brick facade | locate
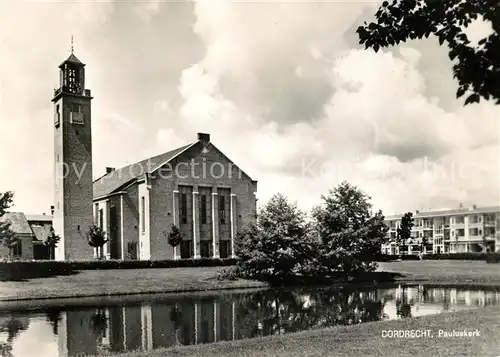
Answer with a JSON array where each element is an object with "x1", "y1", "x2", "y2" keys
[
  {"x1": 52, "y1": 55, "x2": 95, "y2": 261},
  {"x1": 49, "y1": 55, "x2": 257, "y2": 261},
  {"x1": 92, "y1": 135, "x2": 257, "y2": 261}
]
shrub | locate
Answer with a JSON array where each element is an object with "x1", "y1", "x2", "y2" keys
[
  {"x1": 166, "y1": 224, "x2": 182, "y2": 249},
  {"x1": 234, "y1": 194, "x2": 319, "y2": 283},
  {"x1": 43, "y1": 226, "x2": 60, "y2": 260},
  {"x1": 216, "y1": 267, "x2": 240, "y2": 281},
  {"x1": 86, "y1": 224, "x2": 108, "y2": 259}
]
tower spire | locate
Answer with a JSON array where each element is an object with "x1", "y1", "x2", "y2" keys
[{"x1": 70, "y1": 35, "x2": 74, "y2": 54}]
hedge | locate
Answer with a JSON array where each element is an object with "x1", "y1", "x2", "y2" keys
[
  {"x1": 374, "y1": 254, "x2": 420, "y2": 262},
  {"x1": 70, "y1": 257, "x2": 238, "y2": 270},
  {"x1": 423, "y1": 252, "x2": 500, "y2": 262},
  {"x1": 376, "y1": 252, "x2": 500, "y2": 263},
  {"x1": 0, "y1": 258, "x2": 238, "y2": 281},
  {"x1": 0, "y1": 261, "x2": 74, "y2": 281}
]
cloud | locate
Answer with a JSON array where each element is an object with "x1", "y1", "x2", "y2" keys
[
  {"x1": 177, "y1": 1, "x2": 499, "y2": 214},
  {"x1": 0, "y1": 1, "x2": 202, "y2": 213}
]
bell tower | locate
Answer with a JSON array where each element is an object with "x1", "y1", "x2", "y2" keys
[{"x1": 52, "y1": 48, "x2": 94, "y2": 261}]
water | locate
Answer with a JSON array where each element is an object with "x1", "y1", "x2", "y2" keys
[{"x1": 0, "y1": 284, "x2": 499, "y2": 357}]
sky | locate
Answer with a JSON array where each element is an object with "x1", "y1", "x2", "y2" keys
[{"x1": 0, "y1": 0, "x2": 499, "y2": 216}]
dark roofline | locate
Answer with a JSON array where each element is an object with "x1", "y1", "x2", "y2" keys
[
  {"x1": 92, "y1": 135, "x2": 258, "y2": 199},
  {"x1": 59, "y1": 54, "x2": 85, "y2": 68},
  {"x1": 93, "y1": 191, "x2": 127, "y2": 202},
  {"x1": 93, "y1": 142, "x2": 196, "y2": 185}
]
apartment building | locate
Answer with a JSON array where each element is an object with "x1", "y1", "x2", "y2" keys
[{"x1": 381, "y1": 205, "x2": 500, "y2": 255}]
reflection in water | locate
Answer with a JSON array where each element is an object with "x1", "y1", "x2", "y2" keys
[
  {"x1": 0, "y1": 314, "x2": 29, "y2": 357},
  {"x1": 1, "y1": 285, "x2": 499, "y2": 357}
]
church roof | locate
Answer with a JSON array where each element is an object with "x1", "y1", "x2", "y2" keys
[
  {"x1": 93, "y1": 143, "x2": 195, "y2": 199},
  {"x1": 0, "y1": 212, "x2": 33, "y2": 235},
  {"x1": 25, "y1": 214, "x2": 52, "y2": 222},
  {"x1": 66, "y1": 53, "x2": 82, "y2": 64},
  {"x1": 59, "y1": 53, "x2": 84, "y2": 68}
]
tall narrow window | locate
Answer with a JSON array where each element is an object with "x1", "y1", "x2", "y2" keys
[
  {"x1": 181, "y1": 193, "x2": 188, "y2": 224},
  {"x1": 141, "y1": 196, "x2": 145, "y2": 233},
  {"x1": 94, "y1": 203, "x2": 99, "y2": 222},
  {"x1": 98, "y1": 209, "x2": 104, "y2": 229},
  {"x1": 219, "y1": 195, "x2": 226, "y2": 225},
  {"x1": 13, "y1": 241, "x2": 22, "y2": 257},
  {"x1": 200, "y1": 195, "x2": 207, "y2": 224},
  {"x1": 55, "y1": 105, "x2": 60, "y2": 127}
]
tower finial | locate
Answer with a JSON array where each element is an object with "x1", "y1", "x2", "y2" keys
[{"x1": 70, "y1": 35, "x2": 74, "y2": 54}]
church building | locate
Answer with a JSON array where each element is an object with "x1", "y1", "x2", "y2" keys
[{"x1": 52, "y1": 52, "x2": 257, "y2": 261}]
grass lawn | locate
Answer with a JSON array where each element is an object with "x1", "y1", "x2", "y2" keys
[
  {"x1": 378, "y1": 260, "x2": 500, "y2": 284},
  {"x1": 89, "y1": 305, "x2": 500, "y2": 357},
  {"x1": 0, "y1": 260, "x2": 499, "y2": 303},
  {"x1": 0, "y1": 267, "x2": 266, "y2": 302}
]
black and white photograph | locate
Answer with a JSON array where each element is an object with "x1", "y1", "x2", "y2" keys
[{"x1": 0, "y1": 0, "x2": 499, "y2": 356}]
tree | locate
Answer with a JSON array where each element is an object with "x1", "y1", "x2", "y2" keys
[
  {"x1": 397, "y1": 212, "x2": 414, "y2": 256},
  {"x1": 421, "y1": 235, "x2": 428, "y2": 254},
  {"x1": 396, "y1": 286, "x2": 413, "y2": 318},
  {"x1": 165, "y1": 224, "x2": 182, "y2": 256},
  {"x1": 482, "y1": 234, "x2": 492, "y2": 252},
  {"x1": 170, "y1": 304, "x2": 183, "y2": 346},
  {"x1": 86, "y1": 224, "x2": 108, "y2": 260},
  {"x1": 90, "y1": 309, "x2": 108, "y2": 340},
  {"x1": 44, "y1": 226, "x2": 60, "y2": 260},
  {"x1": 45, "y1": 308, "x2": 62, "y2": 335},
  {"x1": 312, "y1": 181, "x2": 389, "y2": 279},
  {"x1": 234, "y1": 193, "x2": 319, "y2": 282},
  {"x1": 357, "y1": 0, "x2": 500, "y2": 106},
  {"x1": 0, "y1": 192, "x2": 18, "y2": 260}
]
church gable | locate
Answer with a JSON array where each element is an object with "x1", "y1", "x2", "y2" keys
[{"x1": 92, "y1": 132, "x2": 256, "y2": 200}]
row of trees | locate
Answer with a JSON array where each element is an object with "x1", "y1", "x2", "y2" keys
[{"x1": 231, "y1": 181, "x2": 389, "y2": 283}]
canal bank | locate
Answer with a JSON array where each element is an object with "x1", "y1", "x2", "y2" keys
[
  {"x1": 0, "y1": 261, "x2": 499, "y2": 357},
  {"x1": 1, "y1": 261, "x2": 500, "y2": 303}
]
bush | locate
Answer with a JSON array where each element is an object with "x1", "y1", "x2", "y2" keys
[
  {"x1": 216, "y1": 267, "x2": 240, "y2": 281},
  {"x1": 234, "y1": 194, "x2": 319, "y2": 283}
]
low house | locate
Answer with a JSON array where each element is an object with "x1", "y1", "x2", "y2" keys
[{"x1": 0, "y1": 213, "x2": 53, "y2": 260}]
